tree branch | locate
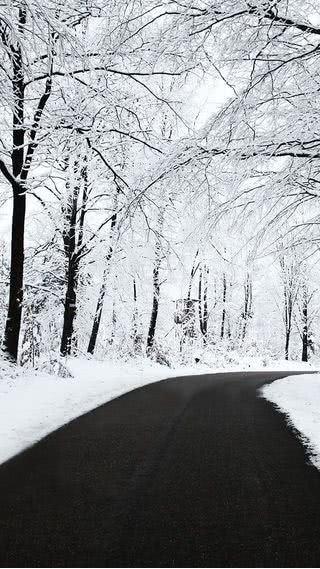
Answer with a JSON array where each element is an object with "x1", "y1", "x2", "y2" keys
[{"x1": 25, "y1": 67, "x2": 184, "y2": 86}]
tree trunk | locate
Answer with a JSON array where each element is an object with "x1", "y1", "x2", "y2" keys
[
  {"x1": 203, "y1": 266, "x2": 208, "y2": 338},
  {"x1": 110, "y1": 301, "x2": 117, "y2": 346},
  {"x1": 221, "y1": 273, "x2": 227, "y2": 339},
  {"x1": 198, "y1": 264, "x2": 209, "y2": 342},
  {"x1": 60, "y1": 160, "x2": 80, "y2": 356},
  {"x1": 132, "y1": 277, "x2": 140, "y2": 350},
  {"x1": 285, "y1": 329, "x2": 290, "y2": 360},
  {"x1": 87, "y1": 210, "x2": 118, "y2": 355},
  {"x1": 60, "y1": 258, "x2": 78, "y2": 356},
  {"x1": 147, "y1": 217, "x2": 163, "y2": 353},
  {"x1": 1, "y1": 7, "x2": 51, "y2": 362},
  {"x1": 146, "y1": 284, "x2": 160, "y2": 351},
  {"x1": 301, "y1": 295, "x2": 308, "y2": 362},
  {"x1": 2, "y1": 8, "x2": 26, "y2": 361},
  {"x1": 87, "y1": 271, "x2": 108, "y2": 355},
  {"x1": 241, "y1": 273, "x2": 252, "y2": 341},
  {"x1": 2, "y1": 190, "x2": 26, "y2": 361},
  {"x1": 187, "y1": 249, "x2": 199, "y2": 301}
]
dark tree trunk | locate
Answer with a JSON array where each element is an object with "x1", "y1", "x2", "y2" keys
[
  {"x1": 198, "y1": 266, "x2": 203, "y2": 334},
  {"x1": 1, "y1": 6, "x2": 51, "y2": 362},
  {"x1": 187, "y1": 249, "x2": 199, "y2": 301},
  {"x1": 221, "y1": 273, "x2": 227, "y2": 339},
  {"x1": 60, "y1": 258, "x2": 78, "y2": 356},
  {"x1": 241, "y1": 273, "x2": 253, "y2": 341},
  {"x1": 285, "y1": 330, "x2": 290, "y2": 361},
  {"x1": 2, "y1": 190, "x2": 26, "y2": 361},
  {"x1": 87, "y1": 210, "x2": 117, "y2": 355},
  {"x1": 87, "y1": 274, "x2": 107, "y2": 355},
  {"x1": 132, "y1": 277, "x2": 140, "y2": 350},
  {"x1": 147, "y1": 235, "x2": 162, "y2": 353},
  {"x1": 60, "y1": 158, "x2": 89, "y2": 356},
  {"x1": 147, "y1": 282, "x2": 160, "y2": 351},
  {"x1": 60, "y1": 162, "x2": 80, "y2": 356},
  {"x1": 302, "y1": 297, "x2": 308, "y2": 362},
  {"x1": 2, "y1": 8, "x2": 26, "y2": 361},
  {"x1": 198, "y1": 264, "x2": 209, "y2": 342}
]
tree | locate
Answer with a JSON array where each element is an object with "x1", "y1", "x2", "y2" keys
[
  {"x1": 146, "y1": 208, "x2": 165, "y2": 355},
  {"x1": 240, "y1": 273, "x2": 253, "y2": 342},
  {"x1": 0, "y1": 4, "x2": 53, "y2": 360},
  {"x1": 295, "y1": 274, "x2": 318, "y2": 363},
  {"x1": 87, "y1": 199, "x2": 119, "y2": 355},
  {"x1": 198, "y1": 263, "x2": 209, "y2": 342},
  {"x1": 220, "y1": 272, "x2": 228, "y2": 340},
  {"x1": 60, "y1": 154, "x2": 89, "y2": 355},
  {"x1": 279, "y1": 252, "x2": 302, "y2": 360}
]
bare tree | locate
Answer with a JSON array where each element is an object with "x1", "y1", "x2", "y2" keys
[
  {"x1": 240, "y1": 273, "x2": 253, "y2": 341},
  {"x1": 279, "y1": 254, "x2": 301, "y2": 360},
  {"x1": 146, "y1": 209, "x2": 165, "y2": 355},
  {"x1": 0, "y1": 5, "x2": 53, "y2": 360},
  {"x1": 198, "y1": 263, "x2": 209, "y2": 342}
]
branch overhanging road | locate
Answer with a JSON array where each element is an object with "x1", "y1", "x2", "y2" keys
[{"x1": 0, "y1": 371, "x2": 320, "y2": 568}]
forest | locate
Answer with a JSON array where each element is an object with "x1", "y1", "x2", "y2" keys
[{"x1": 0, "y1": 0, "x2": 319, "y2": 370}]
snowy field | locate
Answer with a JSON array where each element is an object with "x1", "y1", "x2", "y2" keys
[
  {"x1": 0, "y1": 356, "x2": 317, "y2": 466},
  {"x1": 263, "y1": 374, "x2": 320, "y2": 469}
]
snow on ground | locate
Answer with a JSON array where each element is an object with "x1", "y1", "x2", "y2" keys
[
  {"x1": 0, "y1": 355, "x2": 316, "y2": 466},
  {"x1": 0, "y1": 357, "x2": 176, "y2": 466},
  {"x1": 262, "y1": 374, "x2": 320, "y2": 469}
]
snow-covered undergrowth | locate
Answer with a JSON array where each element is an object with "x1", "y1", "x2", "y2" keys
[
  {"x1": 0, "y1": 355, "x2": 316, "y2": 466},
  {"x1": 262, "y1": 374, "x2": 320, "y2": 469}
]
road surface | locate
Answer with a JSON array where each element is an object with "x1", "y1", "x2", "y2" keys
[{"x1": 0, "y1": 370, "x2": 320, "y2": 567}]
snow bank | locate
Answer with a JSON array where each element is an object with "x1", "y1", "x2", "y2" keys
[
  {"x1": 0, "y1": 357, "x2": 176, "y2": 466},
  {"x1": 262, "y1": 374, "x2": 320, "y2": 469}
]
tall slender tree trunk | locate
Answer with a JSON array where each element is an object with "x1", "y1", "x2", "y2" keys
[
  {"x1": 146, "y1": 271, "x2": 160, "y2": 351},
  {"x1": 60, "y1": 258, "x2": 78, "y2": 356},
  {"x1": 187, "y1": 249, "x2": 199, "y2": 301},
  {"x1": 146, "y1": 211, "x2": 164, "y2": 353},
  {"x1": 241, "y1": 273, "x2": 253, "y2": 341},
  {"x1": 221, "y1": 273, "x2": 227, "y2": 339},
  {"x1": 198, "y1": 264, "x2": 209, "y2": 342},
  {"x1": 87, "y1": 209, "x2": 118, "y2": 355},
  {"x1": 301, "y1": 290, "x2": 308, "y2": 362},
  {"x1": 2, "y1": 7, "x2": 26, "y2": 361},
  {"x1": 60, "y1": 157, "x2": 89, "y2": 356},
  {"x1": 1, "y1": 6, "x2": 52, "y2": 361},
  {"x1": 285, "y1": 329, "x2": 291, "y2": 361},
  {"x1": 3, "y1": 191, "x2": 26, "y2": 360},
  {"x1": 60, "y1": 160, "x2": 80, "y2": 356},
  {"x1": 132, "y1": 277, "x2": 141, "y2": 351},
  {"x1": 87, "y1": 268, "x2": 108, "y2": 355}
]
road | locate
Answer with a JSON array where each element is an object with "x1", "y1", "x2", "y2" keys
[{"x1": 0, "y1": 370, "x2": 320, "y2": 567}]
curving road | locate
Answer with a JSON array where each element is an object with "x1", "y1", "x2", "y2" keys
[{"x1": 0, "y1": 371, "x2": 320, "y2": 567}]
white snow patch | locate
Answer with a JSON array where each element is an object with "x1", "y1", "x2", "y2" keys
[
  {"x1": 0, "y1": 357, "x2": 175, "y2": 465},
  {"x1": 262, "y1": 374, "x2": 320, "y2": 469}
]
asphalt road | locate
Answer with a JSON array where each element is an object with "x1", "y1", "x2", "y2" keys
[{"x1": 1, "y1": 370, "x2": 320, "y2": 568}]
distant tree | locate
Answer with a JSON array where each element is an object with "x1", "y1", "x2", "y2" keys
[
  {"x1": 198, "y1": 263, "x2": 209, "y2": 342},
  {"x1": 279, "y1": 252, "x2": 302, "y2": 360},
  {"x1": 240, "y1": 273, "x2": 253, "y2": 342}
]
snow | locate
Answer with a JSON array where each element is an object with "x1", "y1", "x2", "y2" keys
[
  {"x1": 0, "y1": 358, "x2": 172, "y2": 466},
  {"x1": 262, "y1": 374, "x2": 320, "y2": 469},
  {"x1": 0, "y1": 355, "x2": 316, "y2": 466}
]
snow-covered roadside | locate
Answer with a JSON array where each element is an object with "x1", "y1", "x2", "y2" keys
[
  {"x1": 0, "y1": 356, "x2": 316, "y2": 466},
  {"x1": 0, "y1": 357, "x2": 178, "y2": 466},
  {"x1": 262, "y1": 374, "x2": 320, "y2": 469}
]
